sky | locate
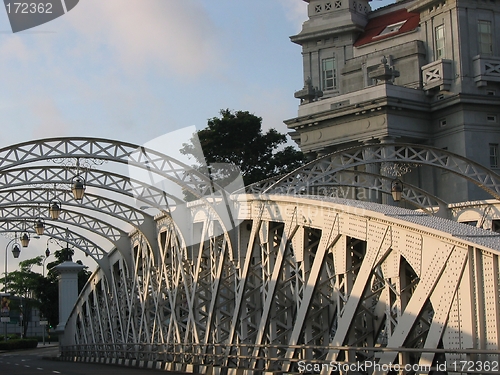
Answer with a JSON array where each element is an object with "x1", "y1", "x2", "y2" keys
[
  {"x1": 0, "y1": 0, "x2": 311, "y2": 146},
  {"x1": 0, "y1": 0, "x2": 393, "y2": 277}
]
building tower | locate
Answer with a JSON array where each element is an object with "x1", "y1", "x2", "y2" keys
[{"x1": 286, "y1": 0, "x2": 500, "y2": 202}]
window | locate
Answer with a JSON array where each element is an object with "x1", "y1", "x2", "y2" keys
[
  {"x1": 490, "y1": 143, "x2": 498, "y2": 168},
  {"x1": 478, "y1": 20, "x2": 493, "y2": 55},
  {"x1": 492, "y1": 219, "x2": 500, "y2": 232},
  {"x1": 322, "y1": 57, "x2": 337, "y2": 90},
  {"x1": 379, "y1": 21, "x2": 406, "y2": 36},
  {"x1": 435, "y1": 24, "x2": 445, "y2": 59},
  {"x1": 461, "y1": 220, "x2": 478, "y2": 227}
]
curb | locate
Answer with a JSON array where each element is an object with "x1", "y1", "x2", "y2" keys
[{"x1": 50, "y1": 355, "x2": 203, "y2": 374}]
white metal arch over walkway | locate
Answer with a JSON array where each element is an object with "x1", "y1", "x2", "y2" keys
[{"x1": 0, "y1": 137, "x2": 499, "y2": 375}]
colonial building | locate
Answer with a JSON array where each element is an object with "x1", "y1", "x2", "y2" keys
[{"x1": 286, "y1": 0, "x2": 500, "y2": 203}]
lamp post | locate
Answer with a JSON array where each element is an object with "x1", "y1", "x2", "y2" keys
[
  {"x1": 43, "y1": 244, "x2": 51, "y2": 278},
  {"x1": 3, "y1": 236, "x2": 21, "y2": 293},
  {"x1": 3, "y1": 235, "x2": 21, "y2": 340}
]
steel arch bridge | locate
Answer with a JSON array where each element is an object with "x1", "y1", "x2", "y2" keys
[{"x1": 1, "y1": 138, "x2": 499, "y2": 375}]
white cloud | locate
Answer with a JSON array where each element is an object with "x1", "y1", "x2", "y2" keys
[
  {"x1": 278, "y1": 0, "x2": 308, "y2": 32},
  {"x1": 30, "y1": 96, "x2": 70, "y2": 139},
  {"x1": 0, "y1": 36, "x2": 33, "y2": 63},
  {"x1": 64, "y1": 0, "x2": 225, "y2": 79}
]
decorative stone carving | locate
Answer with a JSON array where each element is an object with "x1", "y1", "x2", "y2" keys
[{"x1": 294, "y1": 77, "x2": 323, "y2": 103}]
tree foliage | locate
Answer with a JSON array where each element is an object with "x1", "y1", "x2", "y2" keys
[
  {"x1": 5, "y1": 256, "x2": 46, "y2": 337},
  {"x1": 47, "y1": 247, "x2": 91, "y2": 293},
  {"x1": 6, "y1": 256, "x2": 44, "y2": 297},
  {"x1": 180, "y1": 109, "x2": 305, "y2": 186},
  {"x1": 4, "y1": 247, "x2": 91, "y2": 336}
]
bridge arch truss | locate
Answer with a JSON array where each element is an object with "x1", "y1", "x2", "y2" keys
[
  {"x1": 0, "y1": 137, "x2": 237, "y2": 276},
  {"x1": 1, "y1": 137, "x2": 499, "y2": 374},
  {"x1": 63, "y1": 194, "x2": 500, "y2": 374}
]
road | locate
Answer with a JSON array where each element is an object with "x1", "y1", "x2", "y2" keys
[{"x1": 0, "y1": 345, "x2": 196, "y2": 374}]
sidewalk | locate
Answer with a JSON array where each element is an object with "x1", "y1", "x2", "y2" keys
[{"x1": 0, "y1": 342, "x2": 59, "y2": 354}]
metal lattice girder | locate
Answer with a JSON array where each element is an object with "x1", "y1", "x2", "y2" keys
[
  {"x1": 62, "y1": 193, "x2": 500, "y2": 374},
  {"x1": 0, "y1": 204, "x2": 126, "y2": 244},
  {"x1": 299, "y1": 169, "x2": 448, "y2": 214},
  {"x1": 0, "y1": 137, "x2": 224, "y2": 200},
  {"x1": 0, "y1": 189, "x2": 149, "y2": 236},
  {"x1": 0, "y1": 186, "x2": 152, "y2": 268},
  {"x1": 0, "y1": 187, "x2": 149, "y2": 231},
  {"x1": 0, "y1": 166, "x2": 178, "y2": 207},
  {"x1": 253, "y1": 143, "x2": 500, "y2": 200},
  {"x1": 0, "y1": 138, "x2": 242, "y2": 248},
  {"x1": 0, "y1": 221, "x2": 105, "y2": 263}
]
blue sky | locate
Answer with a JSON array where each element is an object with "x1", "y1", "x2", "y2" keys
[
  {"x1": 0, "y1": 0, "x2": 393, "y2": 274},
  {"x1": 0, "y1": 0, "x2": 312, "y2": 147}
]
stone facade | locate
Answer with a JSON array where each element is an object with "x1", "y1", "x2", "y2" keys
[{"x1": 287, "y1": 0, "x2": 500, "y2": 202}]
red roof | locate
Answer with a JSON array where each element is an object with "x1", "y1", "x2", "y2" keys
[{"x1": 354, "y1": 9, "x2": 420, "y2": 47}]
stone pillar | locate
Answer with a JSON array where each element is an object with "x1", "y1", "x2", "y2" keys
[
  {"x1": 380, "y1": 136, "x2": 396, "y2": 205},
  {"x1": 363, "y1": 139, "x2": 381, "y2": 202},
  {"x1": 52, "y1": 261, "x2": 85, "y2": 333}
]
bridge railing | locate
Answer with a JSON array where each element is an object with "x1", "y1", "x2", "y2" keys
[{"x1": 60, "y1": 343, "x2": 500, "y2": 374}]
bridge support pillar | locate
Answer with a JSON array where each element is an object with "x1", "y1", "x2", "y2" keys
[
  {"x1": 52, "y1": 261, "x2": 85, "y2": 334},
  {"x1": 363, "y1": 139, "x2": 382, "y2": 203}
]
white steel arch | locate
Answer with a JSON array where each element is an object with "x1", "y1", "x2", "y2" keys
[
  {"x1": 292, "y1": 169, "x2": 449, "y2": 215},
  {"x1": 62, "y1": 193, "x2": 500, "y2": 375},
  {"x1": 0, "y1": 137, "x2": 224, "y2": 273},
  {"x1": 0, "y1": 137, "x2": 224, "y2": 200},
  {"x1": 0, "y1": 166, "x2": 177, "y2": 206},
  {"x1": 248, "y1": 143, "x2": 500, "y2": 201},
  {"x1": 2, "y1": 137, "x2": 499, "y2": 374},
  {"x1": 0, "y1": 137, "x2": 241, "y2": 260}
]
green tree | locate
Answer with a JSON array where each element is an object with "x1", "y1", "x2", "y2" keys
[
  {"x1": 5, "y1": 246, "x2": 92, "y2": 336},
  {"x1": 6, "y1": 256, "x2": 46, "y2": 337},
  {"x1": 47, "y1": 247, "x2": 91, "y2": 293},
  {"x1": 34, "y1": 275, "x2": 58, "y2": 330},
  {"x1": 180, "y1": 109, "x2": 305, "y2": 186}
]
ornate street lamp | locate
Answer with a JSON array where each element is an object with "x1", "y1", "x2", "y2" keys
[
  {"x1": 11, "y1": 244, "x2": 20, "y2": 258},
  {"x1": 391, "y1": 178, "x2": 403, "y2": 202},
  {"x1": 48, "y1": 184, "x2": 62, "y2": 220},
  {"x1": 4, "y1": 235, "x2": 21, "y2": 340},
  {"x1": 42, "y1": 245, "x2": 51, "y2": 277},
  {"x1": 71, "y1": 158, "x2": 86, "y2": 201},
  {"x1": 17, "y1": 221, "x2": 30, "y2": 248},
  {"x1": 33, "y1": 204, "x2": 45, "y2": 235},
  {"x1": 20, "y1": 232, "x2": 30, "y2": 248},
  {"x1": 49, "y1": 199, "x2": 62, "y2": 220},
  {"x1": 71, "y1": 176, "x2": 86, "y2": 200},
  {"x1": 34, "y1": 219, "x2": 45, "y2": 236}
]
